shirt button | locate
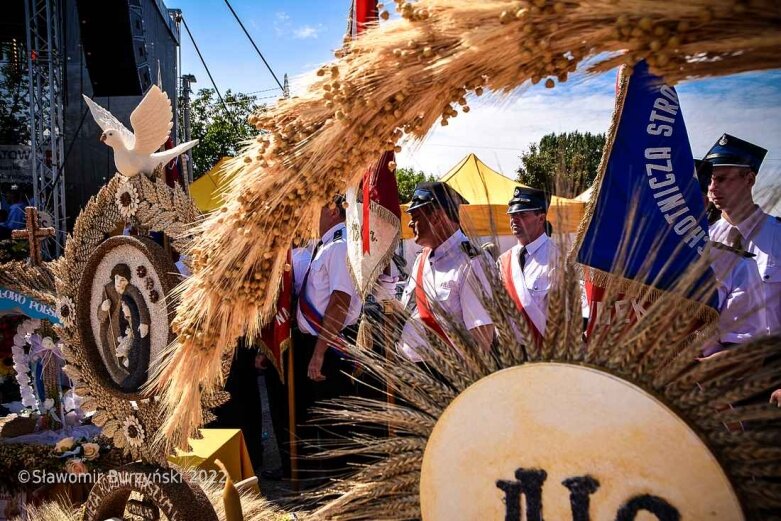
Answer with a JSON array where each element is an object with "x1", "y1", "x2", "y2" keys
[{"x1": 765, "y1": 275, "x2": 770, "y2": 280}]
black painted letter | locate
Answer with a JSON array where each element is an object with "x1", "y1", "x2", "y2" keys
[
  {"x1": 562, "y1": 475, "x2": 600, "y2": 521},
  {"x1": 616, "y1": 495, "x2": 680, "y2": 521},
  {"x1": 496, "y1": 468, "x2": 548, "y2": 521}
]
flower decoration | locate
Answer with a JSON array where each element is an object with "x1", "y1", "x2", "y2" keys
[
  {"x1": 65, "y1": 458, "x2": 87, "y2": 475},
  {"x1": 122, "y1": 415, "x2": 146, "y2": 448},
  {"x1": 149, "y1": 289, "x2": 160, "y2": 303},
  {"x1": 62, "y1": 389, "x2": 85, "y2": 426},
  {"x1": 41, "y1": 337, "x2": 56, "y2": 351},
  {"x1": 19, "y1": 387, "x2": 37, "y2": 409},
  {"x1": 115, "y1": 180, "x2": 140, "y2": 220},
  {"x1": 56, "y1": 296, "x2": 76, "y2": 329},
  {"x1": 11, "y1": 320, "x2": 38, "y2": 410},
  {"x1": 145, "y1": 277, "x2": 155, "y2": 290},
  {"x1": 11, "y1": 318, "x2": 67, "y2": 426},
  {"x1": 82, "y1": 442, "x2": 100, "y2": 461},
  {"x1": 137, "y1": 265, "x2": 148, "y2": 278},
  {"x1": 54, "y1": 437, "x2": 76, "y2": 453}
]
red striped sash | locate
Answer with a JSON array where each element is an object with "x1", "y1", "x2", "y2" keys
[
  {"x1": 414, "y1": 248, "x2": 450, "y2": 343},
  {"x1": 500, "y1": 252, "x2": 543, "y2": 346}
]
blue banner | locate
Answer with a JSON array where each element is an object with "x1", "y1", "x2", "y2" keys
[
  {"x1": 0, "y1": 286, "x2": 59, "y2": 323},
  {"x1": 576, "y1": 62, "x2": 717, "y2": 310}
]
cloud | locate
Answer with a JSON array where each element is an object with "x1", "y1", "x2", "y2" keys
[
  {"x1": 274, "y1": 11, "x2": 291, "y2": 36},
  {"x1": 397, "y1": 77, "x2": 615, "y2": 178},
  {"x1": 397, "y1": 71, "x2": 781, "y2": 211},
  {"x1": 272, "y1": 11, "x2": 323, "y2": 40},
  {"x1": 293, "y1": 25, "x2": 320, "y2": 39}
]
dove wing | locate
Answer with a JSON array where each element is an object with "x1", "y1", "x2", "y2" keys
[
  {"x1": 129, "y1": 85, "x2": 173, "y2": 155},
  {"x1": 82, "y1": 94, "x2": 135, "y2": 148}
]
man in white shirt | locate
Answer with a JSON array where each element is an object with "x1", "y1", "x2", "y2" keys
[
  {"x1": 294, "y1": 195, "x2": 362, "y2": 483},
  {"x1": 399, "y1": 182, "x2": 494, "y2": 363},
  {"x1": 296, "y1": 198, "x2": 362, "y2": 382},
  {"x1": 694, "y1": 160, "x2": 767, "y2": 356},
  {"x1": 497, "y1": 187, "x2": 558, "y2": 344},
  {"x1": 705, "y1": 134, "x2": 779, "y2": 338}
]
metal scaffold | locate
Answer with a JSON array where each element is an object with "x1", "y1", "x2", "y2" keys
[{"x1": 24, "y1": 0, "x2": 66, "y2": 255}]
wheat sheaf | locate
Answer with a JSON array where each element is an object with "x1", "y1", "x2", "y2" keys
[
  {"x1": 152, "y1": 0, "x2": 781, "y2": 453},
  {"x1": 147, "y1": 0, "x2": 780, "y2": 516}
]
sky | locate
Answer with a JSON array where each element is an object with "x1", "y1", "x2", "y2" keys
[{"x1": 171, "y1": 0, "x2": 781, "y2": 210}]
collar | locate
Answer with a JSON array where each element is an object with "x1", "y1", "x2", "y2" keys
[
  {"x1": 732, "y1": 206, "x2": 766, "y2": 239},
  {"x1": 430, "y1": 229, "x2": 467, "y2": 260},
  {"x1": 518, "y1": 232, "x2": 549, "y2": 256},
  {"x1": 320, "y1": 223, "x2": 346, "y2": 245}
]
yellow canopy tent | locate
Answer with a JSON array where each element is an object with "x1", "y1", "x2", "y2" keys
[
  {"x1": 189, "y1": 157, "x2": 233, "y2": 213},
  {"x1": 400, "y1": 153, "x2": 586, "y2": 238},
  {"x1": 575, "y1": 185, "x2": 593, "y2": 202},
  {"x1": 194, "y1": 154, "x2": 585, "y2": 238}
]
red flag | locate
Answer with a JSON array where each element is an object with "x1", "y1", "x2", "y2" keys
[
  {"x1": 355, "y1": 0, "x2": 378, "y2": 34},
  {"x1": 259, "y1": 249, "x2": 293, "y2": 381},
  {"x1": 583, "y1": 269, "x2": 648, "y2": 340},
  {"x1": 361, "y1": 151, "x2": 401, "y2": 254},
  {"x1": 163, "y1": 137, "x2": 183, "y2": 188},
  {"x1": 346, "y1": 1, "x2": 402, "y2": 296},
  {"x1": 358, "y1": 0, "x2": 399, "y2": 256}
]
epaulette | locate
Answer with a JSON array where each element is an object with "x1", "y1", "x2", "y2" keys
[
  {"x1": 711, "y1": 241, "x2": 755, "y2": 258},
  {"x1": 460, "y1": 241, "x2": 480, "y2": 258},
  {"x1": 333, "y1": 229, "x2": 344, "y2": 241}
]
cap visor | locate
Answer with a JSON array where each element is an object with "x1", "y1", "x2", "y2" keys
[
  {"x1": 507, "y1": 206, "x2": 544, "y2": 214},
  {"x1": 406, "y1": 201, "x2": 433, "y2": 213},
  {"x1": 711, "y1": 163, "x2": 752, "y2": 169}
]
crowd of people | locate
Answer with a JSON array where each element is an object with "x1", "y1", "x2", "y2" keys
[{"x1": 211, "y1": 132, "x2": 776, "y2": 488}]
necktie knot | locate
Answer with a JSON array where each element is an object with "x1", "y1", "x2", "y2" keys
[
  {"x1": 519, "y1": 246, "x2": 528, "y2": 272},
  {"x1": 727, "y1": 227, "x2": 743, "y2": 250}
]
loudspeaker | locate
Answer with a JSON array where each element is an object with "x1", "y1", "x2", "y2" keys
[{"x1": 76, "y1": 0, "x2": 152, "y2": 97}]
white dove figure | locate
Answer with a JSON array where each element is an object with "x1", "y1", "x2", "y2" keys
[{"x1": 83, "y1": 85, "x2": 198, "y2": 178}]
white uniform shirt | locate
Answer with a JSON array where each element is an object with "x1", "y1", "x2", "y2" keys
[
  {"x1": 710, "y1": 207, "x2": 781, "y2": 336},
  {"x1": 292, "y1": 245, "x2": 314, "y2": 297},
  {"x1": 497, "y1": 233, "x2": 559, "y2": 333},
  {"x1": 705, "y1": 245, "x2": 767, "y2": 354},
  {"x1": 399, "y1": 229, "x2": 493, "y2": 362},
  {"x1": 296, "y1": 223, "x2": 361, "y2": 336}
]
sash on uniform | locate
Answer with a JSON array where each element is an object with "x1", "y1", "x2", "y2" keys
[
  {"x1": 297, "y1": 243, "x2": 349, "y2": 352},
  {"x1": 414, "y1": 248, "x2": 450, "y2": 343},
  {"x1": 500, "y1": 250, "x2": 544, "y2": 345},
  {"x1": 297, "y1": 265, "x2": 324, "y2": 335}
]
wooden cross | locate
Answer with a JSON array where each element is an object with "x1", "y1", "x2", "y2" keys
[{"x1": 11, "y1": 206, "x2": 55, "y2": 266}]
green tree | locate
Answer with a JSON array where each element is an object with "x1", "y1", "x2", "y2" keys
[
  {"x1": 516, "y1": 131, "x2": 605, "y2": 197},
  {"x1": 395, "y1": 167, "x2": 436, "y2": 203},
  {"x1": 0, "y1": 42, "x2": 29, "y2": 145},
  {"x1": 186, "y1": 88, "x2": 264, "y2": 180}
]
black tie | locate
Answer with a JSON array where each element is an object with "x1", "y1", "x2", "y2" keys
[
  {"x1": 312, "y1": 240, "x2": 323, "y2": 259},
  {"x1": 727, "y1": 227, "x2": 743, "y2": 250},
  {"x1": 301, "y1": 240, "x2": 323, "y2": 286},
  {"x1": 519, "y1": 246, "x2": 528, "y2": 272}
]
